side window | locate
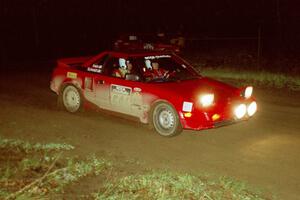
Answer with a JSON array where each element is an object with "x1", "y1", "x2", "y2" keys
[
  {"x1": 103, "y1": 57, "x2": 122, "y2": 77},
  {"x1": 87, "y1": 54, "x2": 109, "y2": 74},
  {"x1": 94, "y1": 54, "x2": 109, "y2": 67}
]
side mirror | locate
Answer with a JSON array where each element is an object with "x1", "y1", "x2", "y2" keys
[{"x1": 125, "y1": 74, "x2": 140, "y2": 81}]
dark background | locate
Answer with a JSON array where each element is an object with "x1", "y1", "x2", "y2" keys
[{"x1": 2, "y1": 0, "x2": 300, "y2": 72}]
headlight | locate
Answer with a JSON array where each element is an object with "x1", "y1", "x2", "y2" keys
[
  {"x1": 243, "y1": 86, "x2": 253, "y2": 99},
  {"x1": 247, "y1": 101, "x2": 257, "y2": 116},
  {"x1": 234, "y1": 104, "x2": 247, "y2": 119},
  {"x1": 199, "y1": 94, "x2": 214, "y2": 107}
]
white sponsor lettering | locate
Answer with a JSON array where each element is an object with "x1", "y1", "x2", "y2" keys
[
  {"x1": 111, "y1": 85, "x2": 131, "y2": 95},
  {"x1": 92, "y1": 64, "x2": 103, "y2": 69},
  {"x1": 144, "y1": 55, "x2": 171, "y2": 59},
  {"x1": 87, "y1": 67, "x2": 102, "y2": 73}
]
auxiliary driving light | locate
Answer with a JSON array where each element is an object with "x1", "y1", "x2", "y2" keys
[
  {"x1": 234, "y1": 104, "x2": 247, "y2": 119},
  {"x1": 247, "y1": 101, "x2": 257, "y2": 116}
]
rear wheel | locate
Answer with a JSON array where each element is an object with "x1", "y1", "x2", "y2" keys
[
  {"x1": 59, "y1": 85, "x2": 82, "y2": 113},
  {"x1": 151, "y1": 102, "x2": 182, "y2": 137}
]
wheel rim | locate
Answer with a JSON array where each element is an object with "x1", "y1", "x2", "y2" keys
[
  {"x1": 153, "y1": 104, "x2": 177, "y2": 136},
  {"x1": 63, "y1": 86, "x2": 80, "y2": 112},
  {"x1": 158, "y1": 109, "x2": 175, "y2": 129}
]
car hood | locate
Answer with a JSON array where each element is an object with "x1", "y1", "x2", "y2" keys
[{"x1": 151, "y1": 77, "x2": 239, "y2": 101}]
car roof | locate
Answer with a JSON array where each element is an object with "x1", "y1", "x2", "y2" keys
[
  {"x1": 104, "y1": 50, "x2": 174, "y2": 57},
  {"x1": 83, "y1": 50, "x2": 175, "y2": 67}
]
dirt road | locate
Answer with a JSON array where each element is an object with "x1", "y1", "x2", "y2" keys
[{"x1": 1, "y1": 64, "x2": 300, "y2": 199}]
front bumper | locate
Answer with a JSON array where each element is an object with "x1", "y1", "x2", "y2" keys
[
  {"x1": 179, "y1": 100, "x2": 257, "y2": 130},
  {"x1": 213, "y1": 118, "x2": 249, "y2": 128}
]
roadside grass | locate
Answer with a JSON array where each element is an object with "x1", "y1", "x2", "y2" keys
[
  {"x1": 183, "y1": 52, "x2": 300, "y2": 90},
  {"x1": 0, "y1": 137, "x2": 273, "y2": 199},
  {"x1": 0, "y1": 137, "x2": 111, "y2": 199},
  {"x1": 93, "y1": 171, "x2": 270, "y2": 200},
  {"x1": 198, "y1": 67, "x2": 300, "y2": 91},
  {"x1": 0, "y1": 137, "x2": 74, "y2": 152}
]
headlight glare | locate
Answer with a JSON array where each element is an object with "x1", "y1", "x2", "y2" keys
[
  {"x1": 247, "y1": 101, "x2": 257, "y2": 116},
  {"x1": 244, "y1": 86, "x2": 253, "y2": 99},
  {"x1": 234, "y1": 104, "x2": 247, "y2": 119},
  {"x1": 200, "y1": 94, "x2": 214, "y2": 107}
]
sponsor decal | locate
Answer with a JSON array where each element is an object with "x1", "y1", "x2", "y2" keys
[
  {"x1": 92, "y1": 64, "x2": 103, "y2": 69},
  {"x1": 182, "y1": 101, "x2": 193, "y2": 112},
  {"x1": 87, "y1": 64, "x2": 103, "y2": 73},
  {"x1": 111, "y1": 84, "x2": 131, "y2": 95},
  {"x1": 67, "y1": 72, "x2": 77, "y2": 79},
  {"x1": 144, "y1": 55, "x2": 171, "y2": 59},
  {"x1": 87, "y1": 67, "x2": 102, "y2": 73},
  {"x1": 84, "y1": 77, "x2": 93, "y2": 90},
  {"x1": 133, "y1": 87, "x2": 142, "y2": 92}
]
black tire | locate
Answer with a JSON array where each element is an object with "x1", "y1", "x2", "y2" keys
[
  {"x1": 151, "y1": 102, "x2": 182, "y2": 137},
  {"x1": 58, "y1": 85, "x2": 82, "y2": 113}
]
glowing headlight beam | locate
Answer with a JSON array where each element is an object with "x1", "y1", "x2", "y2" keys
[
  {"x1": 244, "y1": 86, "x2": 253, "y2": 99},
  {"x1": 200, "y1": 94, "x2": 214, "y2": 107},
  {"x1": 234, "y1": 104, "x2": 247, "y2": 119},
  {"x1": 247, "y1": 101, "x2": 257, "y2": 116}
]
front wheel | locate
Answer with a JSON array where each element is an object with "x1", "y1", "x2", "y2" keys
[
  {"x1": 59, "y1": 85, "x2": 82, "y2": 113},
  {"x1": 151, "y1": 102, "x2": 182, "y2": 137}
]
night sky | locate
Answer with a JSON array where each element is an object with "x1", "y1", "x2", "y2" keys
[{"x1": 2, "y1": 0, "x2": 300, "y2": 63}]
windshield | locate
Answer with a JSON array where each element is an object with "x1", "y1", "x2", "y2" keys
[{"x1": 132, "y1": 54, "x2": 200, "y2": 83}]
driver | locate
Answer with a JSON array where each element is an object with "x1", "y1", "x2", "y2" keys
[{"x1": 149, "y1": 61, "x2": 168, "y2": 79}]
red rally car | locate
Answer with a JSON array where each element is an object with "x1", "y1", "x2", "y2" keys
[{"x1": 50, "y1": 51, "x2": 257, "y2": 137}]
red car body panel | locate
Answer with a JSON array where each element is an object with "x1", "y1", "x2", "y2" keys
[{"x1": 50, "y1": 51, "x2": 256, "y2": 131}]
